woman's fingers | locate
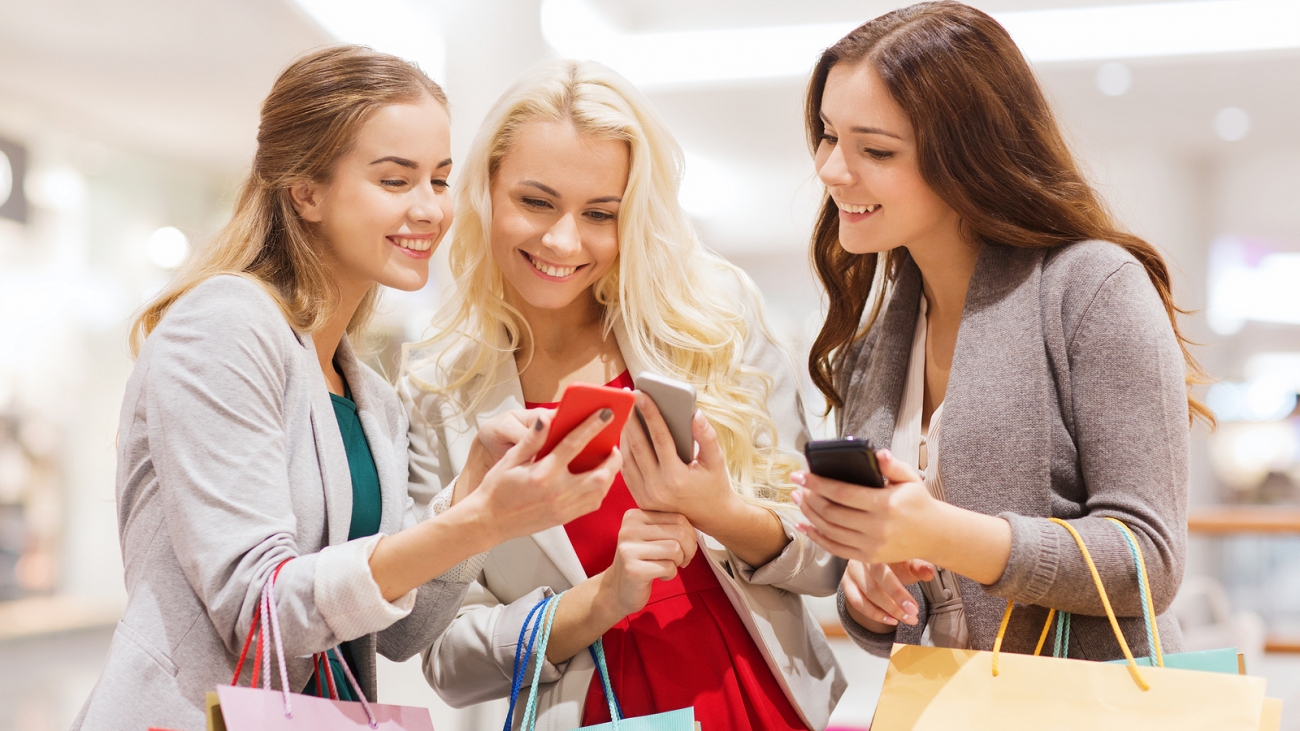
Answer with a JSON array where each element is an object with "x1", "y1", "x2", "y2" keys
[
  {"x1": 795, "y1": 471, "x2": 882, "y2": 511},
  {"x1": 892, "y1": 558, "x2": 937, "y2": 584},
  {"x1": 796, "y1": 488, "x2": 864, "y2": 532},
  {"x1": 497, "y1": 410, "x2": 552, "y2": 468},
  {"x1": 876, "y1": 448, "x2": 921, "y2": 485},
  {"x1": 842, "y1": 567, "x2": 897, "y2": 627},
  {"x1": 690, "y1": 410, "x2": 721, "y2": 469},
  {"x1": 797, "y1": 522, "x2": 863, "y2": 562},
  {"x1": 544, "y1": 409, "x2": 615, "y2": 470},
  {"x1": 796, "y1": 492, "x2": 868, "y2": 548},
  {"x1": 870, "y1": 563, "x2": 920, "y2": 624}
]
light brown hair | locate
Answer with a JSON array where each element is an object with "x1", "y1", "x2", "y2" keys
[
  {"x1": 804, "y1": 1, "x2": 1211, "y2": 425},
  {"x1": 129, "y1": 45, "x2": 447, "y2": 355}
]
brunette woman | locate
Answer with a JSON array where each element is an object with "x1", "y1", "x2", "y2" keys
[
  {"x1": 792, "y1": 1, "x2": 1203, "y2": 660},
  {"x1": 73, "y1": 47, "x2": 617, "y2": 731}
]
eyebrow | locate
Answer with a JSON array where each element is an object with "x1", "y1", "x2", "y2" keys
[
  {"x1": 521, "y1": 180, "x2": 621, "y2": 205},
  {"x1": 370, "y1": 156, "x2": 454, "y2": 169},
  {"x1": 820, "y1": 114, "x2": 903, "y2": 140}
]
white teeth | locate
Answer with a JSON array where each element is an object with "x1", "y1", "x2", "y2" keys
[
  {"x1": 393, "y1": 237, "x2": 432, "y2": 251},
  {"x1": 525, "y1": 252, "x2": 578, "y2": 278},
  {"x1": 837, "y1": 202, "x2": 879, "y2": 214}
]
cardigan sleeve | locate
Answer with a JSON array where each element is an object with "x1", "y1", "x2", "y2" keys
[{"x1": 984, "y1": 260, "x2": 1189, "y2": 617}]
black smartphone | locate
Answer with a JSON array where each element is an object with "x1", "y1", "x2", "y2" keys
[{"x1": 803, "y1": 437, "x2": 884, "y2": 487}]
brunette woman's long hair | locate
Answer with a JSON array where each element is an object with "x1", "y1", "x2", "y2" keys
[
  {"x1": 805, "y1": 1, "x2": 1211, "y2": 425},
  {"x1": 129, "y1": 46, "x2": 446, "y2": 355}
]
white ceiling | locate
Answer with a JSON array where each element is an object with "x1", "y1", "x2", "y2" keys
[{"x1": 1, "y1": 0, "x2": 1298, "y2": 254}]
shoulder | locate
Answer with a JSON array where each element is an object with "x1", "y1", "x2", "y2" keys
[
  {"x1": 155, "y1": 275, "x2": 297, "y2": 351},
  {"x1": 1043, "y1": 240, "x2": 1172, "y2": 349}
]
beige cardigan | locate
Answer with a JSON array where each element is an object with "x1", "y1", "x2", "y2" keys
[{"x1": 400, "y1": 291, "x2": 846, "y2": 730}]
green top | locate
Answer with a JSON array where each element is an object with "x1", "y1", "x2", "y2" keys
[
  {"x1": 304, "y1": 377, "x2": 382, "y2": 702},
  {"x1": 330, "y1": 384, "x2": 382, "y2": 541}
]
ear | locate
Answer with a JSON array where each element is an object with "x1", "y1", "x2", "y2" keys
[{"x1": 288, "y1": 181, "x2": 325, "y2": 223}]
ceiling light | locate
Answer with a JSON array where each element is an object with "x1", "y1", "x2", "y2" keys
[
  {"x1": 290, "y1": 0, "x2": 446, "y2": 84},
  {"x1": 146, "y1": 227, "x2": 190, "y2": 270},
  {"x1": 541, "y1": 0, "x2": 1300, "y2": 89},
  {"x1": 1095, "y1": 62, "x2": 1132, "y2": 96},
  {"x1": 1215, "y1": 107, "x2": 1251, "y2": 141}
]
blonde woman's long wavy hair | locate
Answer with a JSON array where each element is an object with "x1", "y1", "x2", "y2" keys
[
  {"x1": 405, "y1": 60, "x2": 800, "y2": 503},
  {"x1": 129, "y1": 46, "x2": 446, "y2": 355}
]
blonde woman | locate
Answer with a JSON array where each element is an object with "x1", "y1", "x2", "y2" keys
[
  {"x1": 402, "y1": 60, "x2": 845, "y2": 731},
  {"x1": 74, "y1": 47, "x2": 618, "y2": 731}
]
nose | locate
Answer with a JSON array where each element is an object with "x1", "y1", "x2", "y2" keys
[
  {"x1": 408, "y1": 181, "x2": 446, "y2": 228},
  {"x1": 817, "y1": 140, "x2": 852, "y2": 188},
  {"x1": 541, "y1": 212, "x2": 581, "y2": 257}
]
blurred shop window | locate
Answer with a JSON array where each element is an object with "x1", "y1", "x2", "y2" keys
[
  {"x1": 0, "y1": 409, "x2": 62, "y2": 600},
  {"x1": 0, "y1": 137, "x2": 28, "y2": 224}
]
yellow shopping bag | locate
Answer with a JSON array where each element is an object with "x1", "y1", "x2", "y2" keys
[{"x1": 870, "y1": 518, "x2": 1276, "y2": 730}]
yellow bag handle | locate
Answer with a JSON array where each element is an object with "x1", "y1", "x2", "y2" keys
[{"x1": 992, "y1": 517, "x2": 1149, "y2": 691}]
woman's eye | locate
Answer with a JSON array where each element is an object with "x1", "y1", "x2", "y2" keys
[
  {"x1": 865, "y1": 148, "x2": 894, "y2": 160},
  {"x1": 586, "y1": 210, "x2": 615, "y2": 222},
  {"x1": 432, "y1": 179, "x2": 449, "y2": 190},
  {"x1": 521, "y1": 197, "x2": 552, "y2": 210},
  {"x1": 381, "y1": 179, "x2": 408, "y2": 188},
  {"x1": 820, "y1": 133, "x2": 839, "y2": 146}
]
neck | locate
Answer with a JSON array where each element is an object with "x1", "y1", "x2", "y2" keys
[
  {"x1": 512, "y1": 288, "x2": 606, "y2": 359},
  {"x1": 316, "y1": 275, "x2": 370, "y2": 394},
  {"x1": 908, "y1": 225, "x2": 980, "y2": 320}
]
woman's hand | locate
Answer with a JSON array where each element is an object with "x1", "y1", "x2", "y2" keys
[
  {"x1": 795, "y1": 448, "x2": 1013, "y2": 586},
  {"x1": 621, "y1": 394, "x2": 788, "y2": 566},
  {"x1": 454, "y1": 409, "x2": 551, "y2": 503},
  {"x1": 620, "y1": 392, "x2": 737, "y2": 532},
  {"x1": 840, "y1": 558, "x2": 935, "y2": 634},
  {"x1": 593, "y1": 509, "x2": 698, "y2": 622},
  {"x1": 462, "y1": 409, "x2": 621, "y2": 544},
  {"x1": 792, "y1": 448, "x2": 938, "y2": 565}
]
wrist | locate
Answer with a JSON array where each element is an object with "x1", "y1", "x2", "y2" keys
[
  {"x1": 441, "y1": 494, "x2": 502, "y2": 555},
  {"x1": 690, "y1": 489, "x2": 746, "y2": 537},
  {"x1": 590, "y1": 572, "x2": 629, "y2": 626}
]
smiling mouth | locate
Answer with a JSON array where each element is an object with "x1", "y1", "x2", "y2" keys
[
  {"x1": 521, "y1": 250, "x2": 583, "y2": 279},
  {"x1": 836, "y1": 202, "x2": 881, "y2": 214},
  {"x1": 391, "y1": 235, "x2": 434, "y2": 252}
]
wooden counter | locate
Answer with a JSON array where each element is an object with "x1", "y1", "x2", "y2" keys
[{"x1": 1188, "y1": 506, "x2": 1300, "y2": 535}]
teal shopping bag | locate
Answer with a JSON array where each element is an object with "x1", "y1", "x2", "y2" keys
[{"x1": 504, "y1": 592, "x2": 698, "y2": 731}]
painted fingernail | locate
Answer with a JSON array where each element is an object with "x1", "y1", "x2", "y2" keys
[
  {"x1": 599, "y1": 408, "x2": 613, "y2": 422},
  {"x1": 791, "y1": 490, "x2": 804, "y2": 505},
  {"x1": 883, "y1": 616, "x2": 899, "y2": 625},
  {"x1": 902, "y1": 614, "x2": 914, "y2": 624},
  {"x1": 791, "y1": 472, "x2": 807, "y2": 486},
  {"x1": 879, "y1": 449, "x2": 892, "y2": 460},
  {"x1": 903, "y1": 601, "x2": 918, "y2": 615},
  {"x1": 533, "y1": 418, "x2": 545, "y2": 431}
]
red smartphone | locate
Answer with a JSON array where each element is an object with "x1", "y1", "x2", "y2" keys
[{"x1": 536, "y1": 382, "x2": 636, "y2": 473}]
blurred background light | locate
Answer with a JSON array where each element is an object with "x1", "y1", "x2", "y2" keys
[
  {"x1": 1215, "y1": 107, "x2": 1252, "y2": 141},
  {"x1": 23, "y1": 167, "x2": 86, "y2": 213},
  {"x1": 1096, "y1": 61, "x2": 1133, "y2": 96},
  {"x1": 541, "y1": 0, "x2": 1300, "y2": 89},
  {"x1": 0, "y1": 148, "x2": 11, "y2": 208},
  {"x1": 145, "y1": 227, "x2": 190, "y2": 270},
  {"x1": 678, "y1": 152, "x2": 745, "y2": 220},
  {"x1": 1206, "y1": 237, "x2": 1300, "y2": 335},
  {"x1": 289, "y1": 0, "x2": 446, "y2": 83}
]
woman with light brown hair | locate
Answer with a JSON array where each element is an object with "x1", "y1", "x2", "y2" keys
[
  {"x1": 791, "y1": 1, "x2": 1206, "y2": 661},
  {"x1": 73, "y1": 46, "x2": 618, "y2": 731}
]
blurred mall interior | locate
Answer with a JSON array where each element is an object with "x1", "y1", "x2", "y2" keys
[{"x1": 2, "y1": 0, "x2": 1300, "y2": 728}]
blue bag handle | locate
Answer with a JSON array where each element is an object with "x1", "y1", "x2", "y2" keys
[{"x1": 504, "y1": 595, "x2": 554, "y2": 731}]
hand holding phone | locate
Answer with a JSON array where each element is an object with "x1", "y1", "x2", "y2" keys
[
  {"x1": 633, "y1": 372, "x2": 697, "y2": 463},
  {"x1": 803, "y1": 437, "x2": 884, "y2": 488},
  {"x1": 536, "y1": 383, "x2": 637, "y2": 472}
]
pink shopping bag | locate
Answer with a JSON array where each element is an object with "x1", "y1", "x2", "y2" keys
[{"x1": 207, "y1": 561, "x2": 434, "y2": 731}]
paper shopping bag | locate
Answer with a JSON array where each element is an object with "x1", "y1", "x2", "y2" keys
[
  {"x1": 870, "y1": 518, "x2": 1273, "y2": 730},
  {"x1": 208, "y1": 560, "x2": 435, "y2": 731},
  {"x1": 506, "y1": 593, "x2": 696, "y2": 731}
]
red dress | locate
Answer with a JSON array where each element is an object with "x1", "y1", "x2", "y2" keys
[{"x1": 526, "y1": 371, "x2": 808, "y2": 731}]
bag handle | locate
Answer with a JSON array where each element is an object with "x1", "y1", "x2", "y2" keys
[
  {"x1": 228, "y1": 559, "x2": 378, "y2": 729},
  {"x1": 992, "y1": 517, "x2": 1149, "y2": 691},
  {"x1": 503, "y1": 595, "x2": 555, "y2": 731}
]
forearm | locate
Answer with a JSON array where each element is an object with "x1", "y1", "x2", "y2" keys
[
  {"x1": 695, "y1": 498, "x2": 788, "y2": 567},
  {"x1": 369, "y1": 499, "x2": 498, "y2": 602},
  {"x1": 924, "y1": 502, "x2": 1012, "y2": 586},
  {"x1": 543, "y1": 574, "x2": 622, "y2": 664}
]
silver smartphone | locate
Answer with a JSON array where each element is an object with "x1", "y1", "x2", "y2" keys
[{"x1": 634, "y1": 372, "x2": 697, "y2": 463}]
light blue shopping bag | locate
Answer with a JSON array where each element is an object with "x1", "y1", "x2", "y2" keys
[{"x1": 503, "y1": 592, "x2": 698, "y2": 731}]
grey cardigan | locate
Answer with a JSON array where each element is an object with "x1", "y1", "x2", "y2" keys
[
  {"x1": 73, "y1": 276, "x2": 473, "y2": 731},
  {"x1": 836, "y1": 241, "x2": 1189, "y2": 660}
]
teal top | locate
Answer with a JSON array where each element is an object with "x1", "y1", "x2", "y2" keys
[{"x1": 304, "y1": 376, "x2": 382, "y2": 701}]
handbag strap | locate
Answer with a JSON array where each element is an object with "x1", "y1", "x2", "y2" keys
[
  {"x1": 589, "y1": 639, "x2": 624, "y2": 724},
  {"x1": 1105, "y1": 517, "x2": 1164, "y2": 667},
  {"x1": 992, "y1": 518, "x2": 1149, "y2": 691},
  {"x1": 504, "y1": 596, "x2": 554, "y2": 731},
  {"x1": 231, "y1": 560, "x2": 290, "y2": 686},
  {"x1": 520, "y1": 591, "x2": 569, "y2": 731}
]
